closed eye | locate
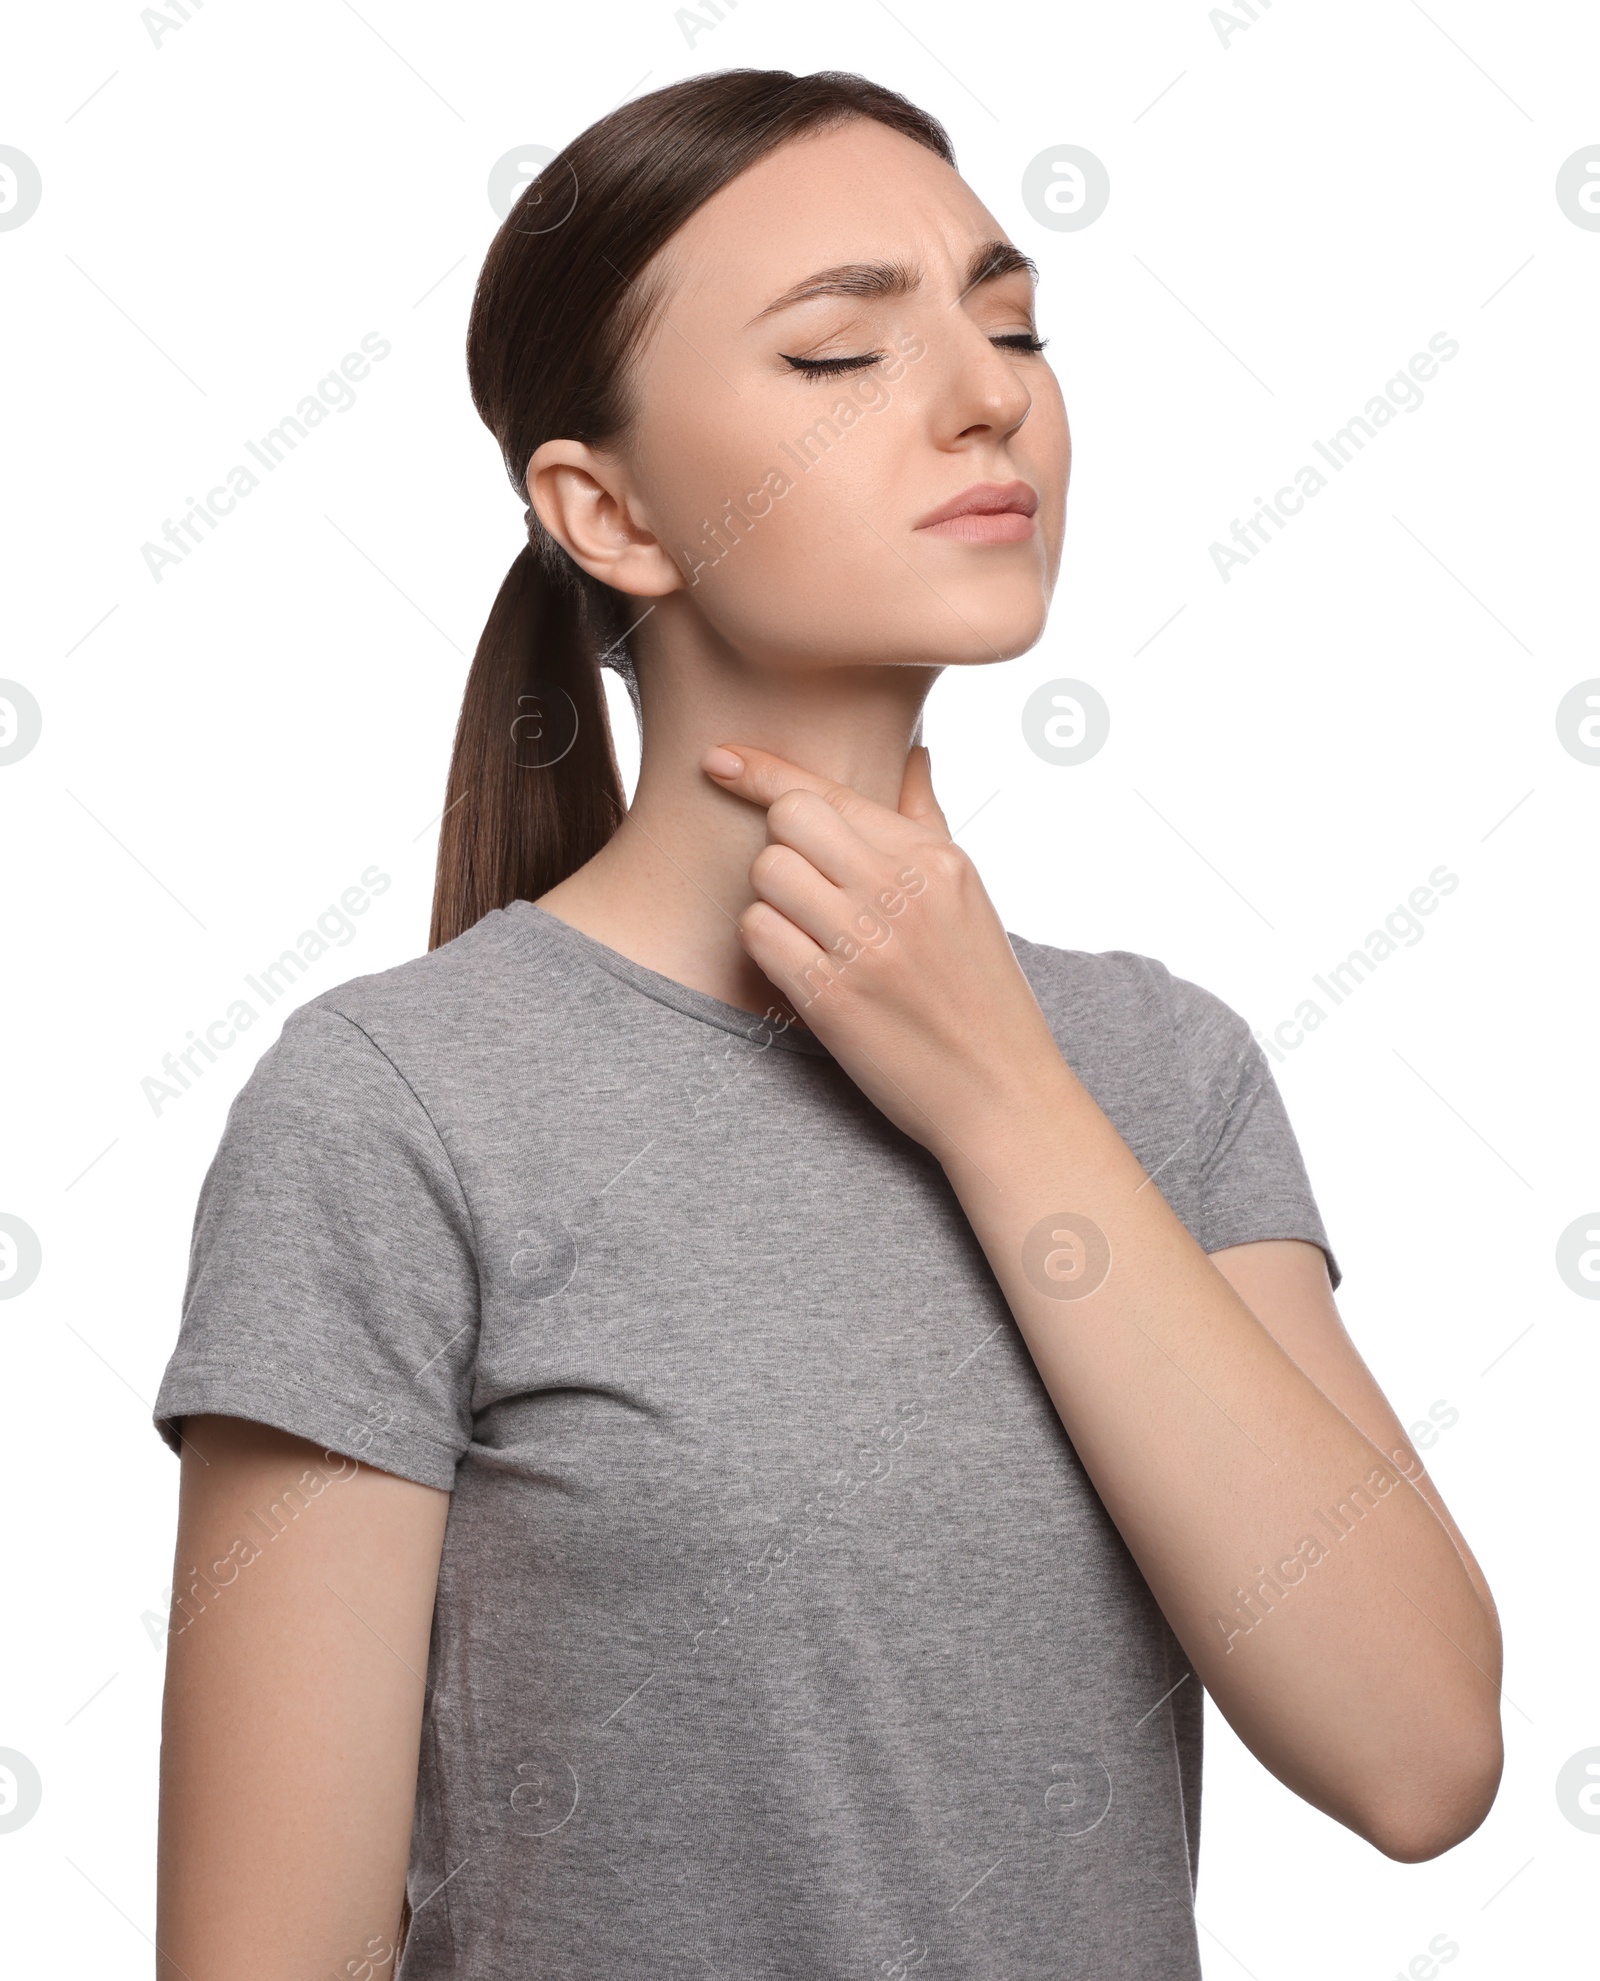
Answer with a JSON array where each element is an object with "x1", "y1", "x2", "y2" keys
[
  {"x1": 782, "y1": 332, "x2": 1048, "y2": 381},
  {"x1": 780, "y1": 351, "x2": 882, "y2": 378}
]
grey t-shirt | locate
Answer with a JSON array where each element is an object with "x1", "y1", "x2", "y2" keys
[{"x1": 153, "y1": 899, "x2": 1339, "y2": 1980}]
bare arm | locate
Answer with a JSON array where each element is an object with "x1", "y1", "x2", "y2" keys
[
  {"x1": 157, "y1": 1414, "x2": 450, "y2": 1980},
  {"x1": 1207, "y1": 1237, "x2": 1500, "y2": 1634}
]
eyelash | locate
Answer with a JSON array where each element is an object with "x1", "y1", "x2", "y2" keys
[{"x1": 781, "y1": 333, "x2": 1048, "y2": 380}]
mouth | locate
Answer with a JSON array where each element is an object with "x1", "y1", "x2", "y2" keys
[{"x1": 913, "y1": 479, "x2": 1039, "y2": 545}]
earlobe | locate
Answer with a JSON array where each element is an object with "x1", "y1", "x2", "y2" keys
[{"x1": 525, "y1": 440, "x2": 683, "y2": 599}]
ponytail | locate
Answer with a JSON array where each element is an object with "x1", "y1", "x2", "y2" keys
[{"x1": 428, "y1": 540, "x2": 627, "y2": 951}]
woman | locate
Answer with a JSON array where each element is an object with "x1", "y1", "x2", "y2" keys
[{"x1": 153, "y1": 69, "x2": 1502, "y2": 1980}]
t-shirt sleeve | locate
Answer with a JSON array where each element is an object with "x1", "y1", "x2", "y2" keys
[
  {"x1": 151, "y1": 999, "x2": 481, "y2": 1490},
  {"x1": 1165, "y1": 968, "x2": 1343, "y2": 1291}
]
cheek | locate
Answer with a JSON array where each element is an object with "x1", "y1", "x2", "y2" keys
[
  {"x1": 640, "y1": 390, "x2": 895, "y2": 594},
  {"x1": 682, "y1": 471, "x2": 890, "y2": 652},
  {"x1": 1015, "y1": 382, "x2": 1070, "y2": 572},
  {"x1": 1024, "y1": 375, "x2": 1070, "y2": 495},
  {"x1": 632, "y1": 402, "x2": 783, "y2": 573}
]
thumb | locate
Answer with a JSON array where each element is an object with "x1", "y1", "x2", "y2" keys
[{"x1": 897, "y1": 744, "x2": 950, "y2": 835}]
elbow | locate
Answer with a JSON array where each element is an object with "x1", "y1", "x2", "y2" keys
[{"x1": 1352, "y1": 1728, "x2": 1504, "y2": 1863}]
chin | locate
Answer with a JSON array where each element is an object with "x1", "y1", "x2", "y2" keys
[
  {"x1": 973, "y1": 611, "x2": 1051, "y2": 668},
  {"x1": 704, "y1": 565, "x2": 1053, "y2": 672},
  {"x1": 921, "y1": 587, "x2": 1053, "y2": 669}
]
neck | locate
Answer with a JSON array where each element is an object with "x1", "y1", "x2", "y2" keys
[{"x1": 535, "y1": 614, "x2": 937, "y2": 1021}]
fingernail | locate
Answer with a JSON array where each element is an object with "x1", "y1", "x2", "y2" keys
[{"x1": 702, "y1": 746, "x2": 744, "y2": 777}]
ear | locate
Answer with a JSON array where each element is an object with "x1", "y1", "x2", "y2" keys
[{"x1": 526, "y1": 440, "x2": 684, "y2": 599}]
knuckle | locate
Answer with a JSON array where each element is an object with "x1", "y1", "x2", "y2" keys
[
  {"x1": 844, "y1": 899, "x2": 893, "y2": 948},
  {"x1": 923, "y1": 841, "x2": 970, "y2": 888},
  {"x1": 796, "y1": 948, "x2": 850, "y2": 1005},
  {"x1": 750, "y1": 842, "x2": 790, "y2": 885},
  {"x1": 767, "y1": 788, "x2": 811, "y2": 832}
]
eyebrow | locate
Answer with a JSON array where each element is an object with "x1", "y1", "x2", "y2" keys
[{"x1": 747, "y1": 238, "x2": 1037, "y2": 324}]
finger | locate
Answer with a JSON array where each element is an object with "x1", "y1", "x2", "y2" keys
[
  {"x1": 700, "y1": 744, "x2": 919, "y2": 854},
  {"x1": 746, "y1": 839, "x2": 855, "y2": 953},
  {"x1": 736, "y1": 899, "x2": 838, "y2": 1016},
  {"x1": 897, "y1": 744, "x2": 951, "y2": 837},
  {"x1": 761, "y1": 787, "x2": 882, "y2": 891}
]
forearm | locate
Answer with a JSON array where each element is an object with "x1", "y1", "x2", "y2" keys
[{"x1": 934, "y1": 1056, "x2": 1503, "y2": 1855}]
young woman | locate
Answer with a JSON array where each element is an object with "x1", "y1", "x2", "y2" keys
[{"x1": 153, "y1": 68, "x2": 1502, "y2": 1981}]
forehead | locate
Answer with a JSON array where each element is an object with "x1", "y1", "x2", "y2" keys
[{"x1": 649, "y1": 117, "x2": 1009, "y2": 317}]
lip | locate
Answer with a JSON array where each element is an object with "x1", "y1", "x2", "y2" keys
[{"x1": 913, "y1": 479, "x2": 1039, "y2": 544}]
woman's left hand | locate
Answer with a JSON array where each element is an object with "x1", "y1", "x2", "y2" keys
[{"x1": 701, "y1": 741, "x2": 1071, "y2": 1168}]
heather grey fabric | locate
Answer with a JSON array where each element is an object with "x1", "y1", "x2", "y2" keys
[{"x1": 153, "y1": 899, "x2": 1339, "y2": 1980}]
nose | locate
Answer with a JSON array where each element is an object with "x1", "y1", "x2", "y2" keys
[{"x1": 936, "y1": 320, "x2": 1034, "y2": 448}]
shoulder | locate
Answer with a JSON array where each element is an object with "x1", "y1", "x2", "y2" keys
[
  {"x1": 217, "y1": 904, "x2": 546, "y2": 1148},
  {"x1": 1005, "y1": 933, "x2": 1275, "y2": 1164},
  {"x1": 187, "y1": 924, "x2": 519, "y2": 1249},
  {"x1": 295, "y1": 902, "x2": 526, "y2": 1040},
  {"x1": 256, "y1": 899, "x2": 556, "y2": 1084},
  {"x1": 1007, "y1": 932, "x2": 1338, "y2": 1281},
  {"x1": 1007, "y1": 930, "x2": 1259, "y2": 1078}
]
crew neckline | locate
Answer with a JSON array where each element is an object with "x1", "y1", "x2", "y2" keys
[{"x1": 505, "y1": 899, "x2": 833, "y2": 1057}]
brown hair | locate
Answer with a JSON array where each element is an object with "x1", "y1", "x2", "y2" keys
[{"x1": 426, "y1": 69, "x2": 953, "y2": 950}]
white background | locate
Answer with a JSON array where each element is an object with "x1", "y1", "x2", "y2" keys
[{"x1": 3, "y1": 1, "x2": 1597, "y2": 1974}]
